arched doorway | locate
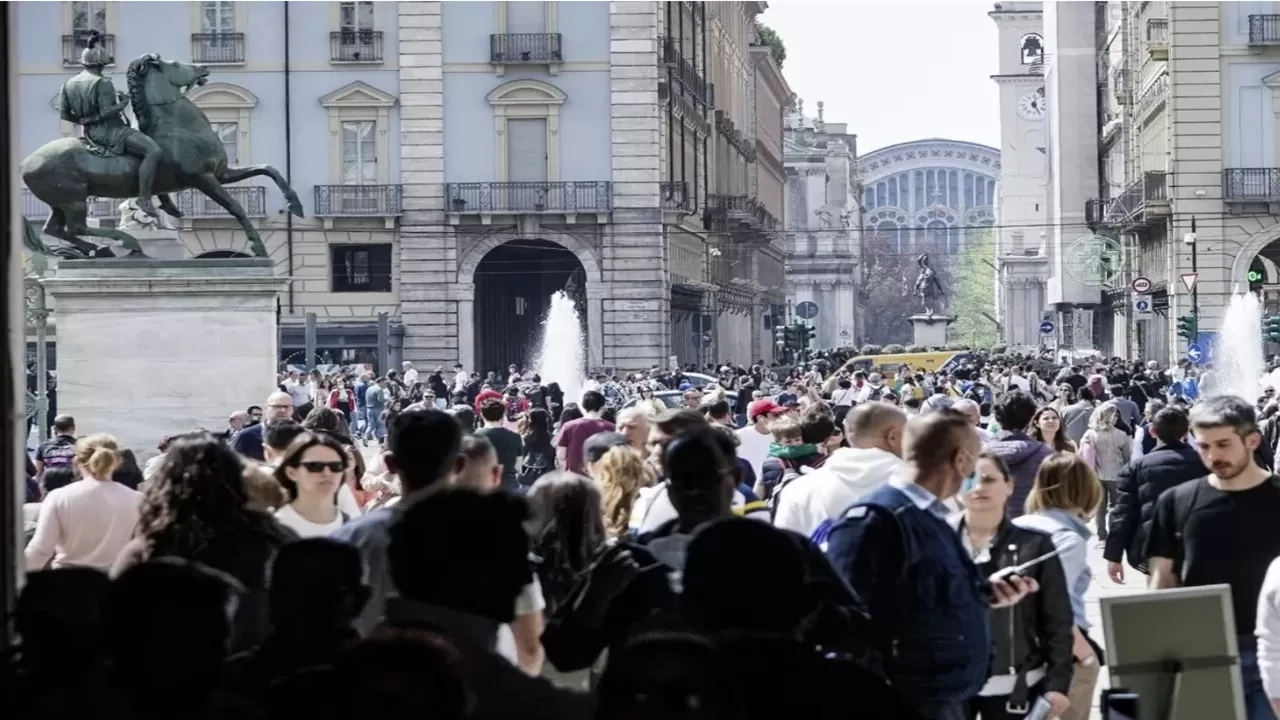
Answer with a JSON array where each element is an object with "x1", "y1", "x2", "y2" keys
[
  {"x1": 473, "y1": 239, "x2": 586, "y2": 375},
  {"x1": 195, "y1": 250, "x2": 253, "y2": 259}
]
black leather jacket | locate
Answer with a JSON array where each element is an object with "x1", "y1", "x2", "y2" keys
[{"x1": 951, "y1": 516, "x2": 1075, "y2": 702}]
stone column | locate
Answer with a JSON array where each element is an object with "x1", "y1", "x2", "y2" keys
[
  {"x1": 605, "y1": 2, "x2": 669, "y2": 372},
  {"x1": 42, "y1": 259, "x2": 286, "y2": 460},
  {"x1": 397, "y1": 2, "x2": 453, "y2": 367},
  {"x1": 456, "y1": 293, "x2": 475, "y2": 371}
]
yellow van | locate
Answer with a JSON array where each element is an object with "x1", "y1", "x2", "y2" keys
[{"x1": 843, "y1": 351, "x2": 970, "y2": 380}]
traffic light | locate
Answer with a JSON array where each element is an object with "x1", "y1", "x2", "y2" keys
[
  {"x1": 1265, "y1": 316, "x2": 1280, "y2": 341},
  {"x1": 797, "y1": 324, "x2": 817, "y2": 348},
  {"x1": 774, "y1": 325, "x2": 791, "y2": 349},
  {"x1": 1176, "y1": 314, "x2": 1198, "y2": 341}
]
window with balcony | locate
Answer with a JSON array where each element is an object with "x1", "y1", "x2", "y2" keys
[
  {"x1": 64, "y1": 1, "x2": 115, "y2": 66},
  {"x1": 193, "y1": 1, "x2": 245, "y2": 64},
  {"x1": 333, "y1": 1, "x2": 381, "y2": 63},
  {"x1": 491, "y1": 2, "x2": 560, "y2": 72},
  {"x1": 318, "y1": 81, "x2": 400, "y2": 221},
  {"x1": 212, "y1": 122, "x2": 239, "y2": 164},
  {"x1": 331, "y1": 244, "x2": 393, "y2": 293},
  {"x1": 487, "y1": 79, "x2": 565, "y2": 182}
]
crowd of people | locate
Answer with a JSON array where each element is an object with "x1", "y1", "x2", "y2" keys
[{"x1": 14, "y1": 349, "x2": 1280, "y2": 720}]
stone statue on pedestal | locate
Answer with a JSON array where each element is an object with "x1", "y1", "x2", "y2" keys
[
  {"x1": 914, "y1": 253, "x2": 946, "y2": 316},
  {"x1": 21, "y1": 34, "x2": 303, "y2": 260}
]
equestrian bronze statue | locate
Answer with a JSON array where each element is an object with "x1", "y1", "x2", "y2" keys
[
  {"x1": 21, "y1": 32, "x2": 303, "y2": 259},
  {"x1": 913, "y1": 253, "x2": 946, "y2": 316}
]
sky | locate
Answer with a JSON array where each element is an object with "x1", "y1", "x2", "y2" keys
[{"x1": 761, "y1": 0, "x2": 1001, "y2": 155}]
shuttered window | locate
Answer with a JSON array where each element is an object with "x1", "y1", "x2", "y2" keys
[
  {"x1": 506, "y1": 1, "x2": 546, "y2": 33},
  {"x1": 506, "y1": 118, "x2": 548, "y2": 183}
]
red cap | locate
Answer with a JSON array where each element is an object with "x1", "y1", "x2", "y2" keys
[{"x1": 748, "y1": 399, "x2": 783, "y2": 420}]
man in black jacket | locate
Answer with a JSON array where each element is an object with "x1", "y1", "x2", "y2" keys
[{"x1": 1104, "y1": 407, "x2": 1205, "y2": 582}]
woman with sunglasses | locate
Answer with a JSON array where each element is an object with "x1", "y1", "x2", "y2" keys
[{"x1": 272, "y1": 431, "x2": 351, "y2": 538}]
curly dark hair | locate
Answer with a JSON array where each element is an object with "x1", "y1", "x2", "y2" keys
[{"x1": 136, "y1": 433, "x2": 278, "y2": 560}]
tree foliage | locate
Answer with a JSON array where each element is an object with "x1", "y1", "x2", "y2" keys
[
  {"x1": 756, "y1": 23, "x2": 786, "y2": 67},
  {"x1": 859, "y1": 232, "x2": 914, "y2": 346},
  {"x1": 948, "y1": 228, "x2": 999, "y2": 348}
]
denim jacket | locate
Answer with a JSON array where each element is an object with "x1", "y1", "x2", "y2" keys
[{"x1": 1013, "y1": 508, "x2": 1092, "y2": 629}]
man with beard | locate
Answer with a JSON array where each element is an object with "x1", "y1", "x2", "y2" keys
[{"x1": 1146, "y1": 396, "x2": 1280, "y2": 720}]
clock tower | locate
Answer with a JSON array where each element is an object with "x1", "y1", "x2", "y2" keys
[{"x1": 990, "y1": 1, "x2": 1049, "y2": 347}]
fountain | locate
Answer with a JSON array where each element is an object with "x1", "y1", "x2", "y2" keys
[
  {"x1": 531, "y1": 290, "x2": 586, "y2": 403},
  {"x1": 1216, "y1": 289, "x2": 1265, "y2": 401}
]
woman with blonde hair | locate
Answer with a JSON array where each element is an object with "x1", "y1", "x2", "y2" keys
[
  {"x1": 1079, "y1": 403, "x2": 1131, "y2": 542},
  {"x1": 593, "y1": 444, "x2": 653, "y2": 539},
  {"x1": 1015, "y1": 452, "x2": 1106, "y2": 720},
  {"x1": 25, "y1": 434, "x2": 140, "y2": 572}
]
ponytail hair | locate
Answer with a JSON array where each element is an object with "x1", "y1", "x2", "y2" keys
[{"x1": 75, "y1": 433, "x2": 122, "y2": 479}]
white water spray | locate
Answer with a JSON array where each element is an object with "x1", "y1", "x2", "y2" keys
[
  {"x1": 532, "y1": 291, "x2": 585, "y2": 403},
  {"x1": 1217, "y1": 288, "x2": 1265, "y2": 401}
]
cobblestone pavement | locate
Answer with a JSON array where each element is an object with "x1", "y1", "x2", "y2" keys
[{"x1": 1085, "y1": 537, "x2": 1149, "y2": 719}]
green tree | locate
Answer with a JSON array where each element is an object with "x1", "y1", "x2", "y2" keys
[
  {"x1": 948, "y1": 228, "x2": 999, "y2": 348},
  {"x1": 755, "y1": 23, "x2": 786, "y2": 67}
]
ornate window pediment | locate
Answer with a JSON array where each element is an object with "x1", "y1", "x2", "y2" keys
[
  {"x1": 486, "y1": 79, "x2": 566, "y2": 107},
  {"x1": 321, "y1": 81, "x2": 397, "y2": 109},
  {"x1": 188, "y1": 82, "x2": 258, "y2": 109}
]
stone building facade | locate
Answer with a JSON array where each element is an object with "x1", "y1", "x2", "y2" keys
[
  {"x1": 1078, "y1": 2, "x2": 1280, "y2": 364},
  {"x1": 783, "y1": 101, "x2": 862, "y2": 349},
  {"x1": 400, "y1": 1, "x2": 782, "y2": 375},
  {"x1": 991, "y1": 2, "x2": 1051, "y2": 347}
]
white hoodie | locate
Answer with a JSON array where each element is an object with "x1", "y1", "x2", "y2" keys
[
  {"x1": 1256, "y1": 556, "x2": 1280, "y2": 701},
  {"x1": 773, "y1": 446, "x2": 905, "y2": 542}
]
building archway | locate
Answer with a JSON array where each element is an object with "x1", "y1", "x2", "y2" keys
[{"x1": 473, "y1": 239, "x2": 587, "y2": 375}]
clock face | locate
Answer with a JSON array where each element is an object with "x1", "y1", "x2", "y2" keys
[{"x1": 1017, "y1": 90, "x2": 1046, "y2": 120}]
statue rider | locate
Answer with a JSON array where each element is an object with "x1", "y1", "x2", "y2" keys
[{"x1": 59, "y1": 31, "x2": 163, "y2": 217}]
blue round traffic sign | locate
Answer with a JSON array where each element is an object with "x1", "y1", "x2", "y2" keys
[
  {"x1": 1039, "y1": 320, "x2": 1055, "y2": 335},
  {"x1": 796, "y1": 301, "x2": 819, "y2": 320},
  {"x1": 1187, "y1": 343, "x2": 1206, "y2": 365}
]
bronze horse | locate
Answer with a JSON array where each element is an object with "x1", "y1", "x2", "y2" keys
[{"x1": 21, "y1": 54, "x2": 303, "y2": 259}]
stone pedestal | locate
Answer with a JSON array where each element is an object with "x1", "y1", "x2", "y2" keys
[
  {"x1": 909, "y1": 314, "x2": 955, "y2": 349},
  {"x1": 42, "y1": 259, "x2": 287, "y2": 459}
]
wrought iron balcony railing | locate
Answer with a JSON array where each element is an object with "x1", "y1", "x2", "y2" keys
[
  {"x1": 1250, "y1": 15, "x2": 1280, "y2": 45},
  {"x1": 661, "y1": 181, "x2": 692, "y2": 211},
  {"x1": 445, "y1": 182, "x2": 612, "y2": 214},
  {"x1": 314, "y1": 184, "x2": 403, "y2": 217},
  {"x1": 707, "y1": 193, "x2": 778, "y2": 233},
  {"x1": 1103, "y1": 171, "x2": 1168, "y2": 226},
  {"x1": 659, "y1": 35, "x2": 711, "y2": 106},
  {"x1": 22, "y1": 189, "x2": 113, "y2": 219},
  {"x1": 330, "y1": 30, "x2": 383, "y2": 63},
  {"x1": 1225, "y1": 168, "x2": 1280, "y2": 203},
  {"x1": 1112, "y1": 67, "x2": 1133, "y2": 104},
  {"x1": 176, "y1": 186, "x2": 266, "y2": 218},
  {"x1": 490, "y1": 33, "x2": 563, "y2": 64},
  {"x1": 63, "y1": 33, "x2": 115, "y2": 66},
  {"x1": 191, "y1": 33, "x2": 246, "y2": 64},
  {"x1": 1146, "y1": 18, "x2": 1169, "y2": 46}
]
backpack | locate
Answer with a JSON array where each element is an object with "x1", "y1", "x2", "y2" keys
[
  {"x1": 866, "y1": 386, "x2": 885, "y2": 402},
  {"x1": 519, "y1": 449, "x2": 553, "y2": 487},
  {"x1": 768, "y1": 467, "x2": 803, "y2": 519}
]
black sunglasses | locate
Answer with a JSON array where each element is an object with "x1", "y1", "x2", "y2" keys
[{"x1": 298, "y1": 460, "x2": 346, "y2": 474}]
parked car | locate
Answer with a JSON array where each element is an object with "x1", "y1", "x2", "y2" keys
[{"x1": 622, "y1": 389, "x2": 738, "y2": 411}]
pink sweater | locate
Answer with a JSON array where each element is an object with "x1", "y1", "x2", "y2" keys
[{"x1": 25, "y1": 478, "x2": 142, "y2": 572}]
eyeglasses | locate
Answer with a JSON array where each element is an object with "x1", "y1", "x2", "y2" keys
[{"x1": 298, "y1": 460, "x2": 346, "y2": 474}]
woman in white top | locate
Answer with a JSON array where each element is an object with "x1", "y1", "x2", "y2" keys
[
  {"x1": 24, "y1": 433, "x2": 141, "y2": 572},
  {"x1": 1079, "y1": 404, "x2": 1132, "y2": 543},
  {"x1": 272, "y1": 431, "x2": 351, "y2": 538}
]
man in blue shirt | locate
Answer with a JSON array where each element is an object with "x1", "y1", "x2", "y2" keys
[{"x1": 825, "y1": 409, "x2": 1037, "y2": 720}]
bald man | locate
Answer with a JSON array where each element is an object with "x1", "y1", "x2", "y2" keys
[
  {"x1": 824, "y1": 409, "x2": 1036, "y2": 720},
  {"x1": 230, "y1": 391, "x2": 294, "y2": 461},
  {"x1": 774, "y1": 403, "x2": 906, "y2": 541}
]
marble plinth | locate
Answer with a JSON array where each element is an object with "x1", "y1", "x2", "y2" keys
[
  {"x1": 909, "y1": 314, "x2": 955, "y2": 349},
  {"x1": 42, "y1": 259, "x2": 287, "y2": 460}
]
